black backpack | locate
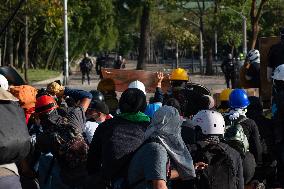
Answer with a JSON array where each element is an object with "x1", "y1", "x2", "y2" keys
[
  {"x1": 193, "y1": 142, "x2": 238, "y2": 189},
  {"x1": 81, "y1": 58, "x2": 93, "y2": 71},
  {"x1": 0, "y1": 100, "x2": 31, "y2": 164},
  {"x1": 225, "y1": 60, "x2": 235, "y2": 73},
  {"x1": 38, "y1": 107, "x2": 89, "y2": 170},
  {"x1": 224, "y1": 117, "x2": 250, "y2": 156}
]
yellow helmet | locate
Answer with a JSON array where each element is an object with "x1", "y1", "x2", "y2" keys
[
  {"x1": 170, "y1": 68, "x2": 189, "y2": 81},
  {"x1": 220, "y1": 88, "x2": 233, "y2": 101}
]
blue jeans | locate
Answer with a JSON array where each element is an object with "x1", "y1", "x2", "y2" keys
[{"x1": 38, "y1": 153, "x2": 70, "y2": 189}]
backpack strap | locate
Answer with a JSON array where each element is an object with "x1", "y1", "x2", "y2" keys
[{"x1": 237, "y1": 116, "x2": 248, "y2": 124}]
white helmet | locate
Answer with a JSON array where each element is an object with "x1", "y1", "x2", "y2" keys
[
  {"x1": 0, "y1": 74, "x2": 9, "y2": 91},
  {"x1": 128, "y1": 80, "x2": 146, "y2": 95},
  {"x1": 192, "y1": 110, "x2": 225, "y2": 135},
  {"x1": 247, "y1": 49, "x2": 260, "y2": 63},
  {"x1": 271, "y1": 64, "x2": 284, "y2": 81}
]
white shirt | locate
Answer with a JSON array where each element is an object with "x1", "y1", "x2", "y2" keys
[{"x1": 84, "y1": 121, "x2": 99, "y2": 144}]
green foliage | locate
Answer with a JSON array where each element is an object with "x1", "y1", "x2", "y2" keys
[
  {"x1": 0, "y1": 0, "x2": 119, "y2": 70},
  {"x1": 1, "y1": 0, "x2": 283, "y2": 71},
  {"x1": 259, "y1": 0, "x2": 284, "y2": 37}
]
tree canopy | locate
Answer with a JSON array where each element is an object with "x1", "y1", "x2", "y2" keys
[{"x1": 0, "y1": 0, "x2": 283, "y2": 71}]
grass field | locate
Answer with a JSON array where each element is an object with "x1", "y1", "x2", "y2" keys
[{"x1": 17, "y1": 69, "x2": 61, "y2": 83}]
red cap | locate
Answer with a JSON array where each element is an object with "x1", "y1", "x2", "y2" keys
[{"x1": 35, "y1": 95, "x2": 58, "y2": 114}]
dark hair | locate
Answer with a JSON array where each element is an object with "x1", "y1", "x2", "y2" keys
[
  {"x1": 97, "y1": 78, "x2": 116, "y2": 93},
  {"x1": 119, "y1": 88, "x2": 147, "y2": 113},
  {"x1": 199, "y1": 95, "x2": 214, "y2": 110},
  {"x1": 164, "y1": 98, "x2": 181, "y2": 114},
  {"x1": 65, "y1": 96, "x2": 77, "y2": 107},
  {"x1": 54, "y1": 80, "x2": 61, "y2": 85},
  {"x1": 171, "y1": 80, "x2": 187, "y2": 88},
  {"x1": 36, "y1": 88, "x2": 48, "y2": 98},
  {"x1": 149, "y1": 97, "x2": 155, "y2": 104},
  {"x1": 88, "y1": 100, "x2": 109, "y2": 115},
  {"x1": 218, "y1": 101, "x2": 230, "y2": 110},
  {"x1": 247, "y1": 96, "x2": 263, "y2": 118}
]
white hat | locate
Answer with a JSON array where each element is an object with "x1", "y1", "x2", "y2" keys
[
  {"x1": 272, "y1": 64, "x2": 284, "y2": 81},
  {"x1": 128, "y1": 80, "x2": 146, "y2": 95},
  {"x1": 0, "y1": 74, "x2": 9, "y2": 91},
  {"x1": 192, "y1": 110, "x2": 225, "y2": 135},
  {"x1": 247, "y1": 49, "x2": 260, "y2": 63}
]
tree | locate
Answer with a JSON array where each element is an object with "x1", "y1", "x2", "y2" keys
[
  {"x1": 259, "y1": 0, "x2": 284, "y2": 37},
  {"x1": 0, "y1": 0, "x2": 119, "y2": 71},
  {"x1": 249, "y1": 0, "x2": 269, "y2": 49},
  {"x1": 137, "y1": 3, "x2": 151, "y2": 70}
]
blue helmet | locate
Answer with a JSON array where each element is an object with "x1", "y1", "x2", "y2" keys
[
  {"x1": 144, "y1": 103, "x2": 162, "y2": 118},
  {"x1": 229, "y1": 89, "x2": 250, "y2": 109}
]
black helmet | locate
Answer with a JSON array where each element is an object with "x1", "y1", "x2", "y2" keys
[{"x1": 90, "y1": 90, "x2": 105, "y2": 102}]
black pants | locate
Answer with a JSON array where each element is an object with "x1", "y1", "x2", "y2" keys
[
  {"x1": 243, "y1": 151, "x2": 256, "y2": 184},
  {"x1": 225, "y1": 73, "x2": 236, "y2": 89},
  {"x1": 82, "y1": 70, "x2": 90, "y2": 85}
]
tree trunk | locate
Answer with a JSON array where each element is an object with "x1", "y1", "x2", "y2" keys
[
  {"x1": 51, "y1": 51, "x2": 58, "y2": 70},
  {"x1": 8, "y1": 26, "x2": 13, "y2": 66},
  {"x1": 3, "y1": 30, "x2": 7, "y2": 66},
  {"x1": 200, "y1": 15, "x2": 204, "y2": 74},
  {"x1": 250, "y1": 0, "x2": 268, "y2": 49},
  {"x1": 206, "y1": 47, "x2": 213, "y2": 75},
  {"x1": 251, "y1": 21, "x2": 259, "y2": 49},
  {"x1": 45, "y1": 38, "x2": 58, "y2": 70},
  {"x1": 24, "y1": 13, "x2": 29, "y2": 83},
  {"x1": 137, "y1": 4, "x2": 150, "y2": 70},
  {"x1": 14, "y1": 33, "x2": 21, "y2": 68},
  {"x1": 176, "y1": 42, "x2": 179, "y2": 68}
]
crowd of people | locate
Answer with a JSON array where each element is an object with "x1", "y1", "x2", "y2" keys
[
  {"x1": 0, "y1": 63, "x2": 283, "y2": 189},
  {"x1": 80, "y1": 53, "x2": 126, "y2": 84},
  {"x1": 1, "y1": 31, "x2": 284, "y2": 189}
]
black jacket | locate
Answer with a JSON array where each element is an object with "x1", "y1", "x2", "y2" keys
[
  {"x1": 87, "y1": 116, "x2": 150, "y2": 179},
  {"x1": 221, "y1": 58, "x2": 235, "y2": 75},
  {"x1": 190, "y1": 141, "x2": 244, "y2": 189},
  {"x1": 237, "y1": 116, "x2": 263, "y2": 164},
  {"x1": 248, "y1": 114, "x2": 275, "y2": 157}
]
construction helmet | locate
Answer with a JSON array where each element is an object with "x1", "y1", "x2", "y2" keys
[
  {"x1": 247, "y1": 49, "x2": 260, "y2": 63},
  {"x1": 192, "y1": 110, "x2": 225, "y2": 135},
  {"x1": 170, "y1": 68, "x2": 189, "y2": 81},
  {"x1": 0, "y1": 74, "x2": 9, "y2": 91},
  {"x1": 220, "y1": 88, "x2": 233, "y2": 101},
  {"x1": 90, "y1": 90, "x2": 105, "y2": 102},
  {"x1": 229, "y1": 89, "x2": 250, "y2": 109},
  {"x1": 128, "y1": 80, "x2": 146, "y2": 95},
  {"x1": 271, "y1": 64, "x2": 284, "y2": 81},
  {"x1": 35, "y1": 95, "x2": 58, "y2": 114}
]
